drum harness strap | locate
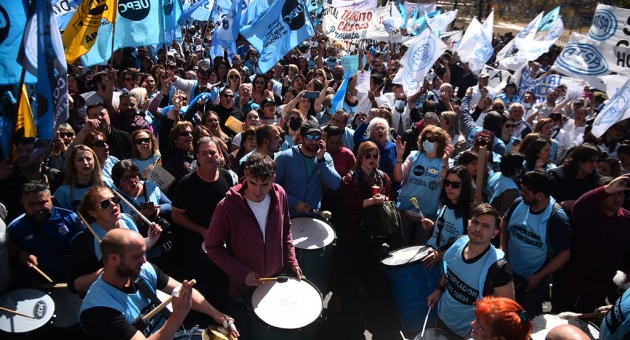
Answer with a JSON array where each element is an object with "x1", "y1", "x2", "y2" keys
[{"x1": 134, "y1": 276, "x2": 172, "y2": 320}]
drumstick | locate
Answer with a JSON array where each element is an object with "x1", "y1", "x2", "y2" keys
[
  {"x1": 421, "y1": 306, "x2": 431, "y2": 337},
  {"x1": 557, "y1": 312, "x2": 602, "y2": 320},
  {"x1": 311, "y1": 209, "x2": 332, "y2": 219},
  {"x1": 0, "y1": 306, "x2": 36, "y2": 319},
  {"x1": 32, "y1": 265, "x2": 53, "y2": 283},
  {"x1": 258, "y1": 275, "x2": 288, "y2": 283},
  {"x1": 142, "y1": 279, "x2": 196, "y2": 323},
  {"x1": 112, "y1": 190, "x2": 152, "y2": 226},
  {"x1": 77, "y1": 212, "x2": 102, "y2": 243}
]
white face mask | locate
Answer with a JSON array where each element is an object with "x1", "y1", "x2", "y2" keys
[
  {"x1": 395, "y1": 100, "x2": 406, "y2": 110},
  {"x1": 523, "y1": 103, "x2": 532, "y2": 109}
]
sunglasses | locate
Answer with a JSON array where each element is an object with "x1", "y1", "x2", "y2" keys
[
  {"x1": 178, "y1": 131, "x2": 192, "y2": 137},
  {"x1": 99, "y1": 196, "x2": 121, "y2": 209},
  {"x1": 422, "y1": 136, "x2": 437, "y2": 143},
  {"x1": 364, "y1": 153, "x2": 379, "y2": 159},
  {"x1": 125, "y1": 78, "x2": 134, "y2": 82},
  {"x1": 304, "y1": 134, "x2": 322, "y2": 141},
  {"x1": 229, "y1": 75, "x2": 240, "y2": 80},
  {"x1": 121, "y1": 173, "x2": 140, "y2": 183},
  {"x1": 223, "y1": 94, "x2": 235, "y2": 99},
  {"x1": 134, "y1": 138, "x2": 151, "y2": 145},
  {"x1": 443, "y1": 179, "x2": 462, "y2": 189},
  {"x1": 504, "y1": 124, "x2": 516, "y2": 128},
  {"x1": 59, "y1": 132, "x2": 74, "y2": 138},
  {"x1": 315, "y1": 73, "x2": 324, "y2": 77},
  {"x1": 255, "y1": 81, "x2": 265, "y2": 85},
  {"x1": 91, "y1": 141, "x2": 107, "y2": 148}
]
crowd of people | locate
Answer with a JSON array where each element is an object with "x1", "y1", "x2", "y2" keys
[{"x1": 1, "y1": 22, "x2": 630, "y2": 340}]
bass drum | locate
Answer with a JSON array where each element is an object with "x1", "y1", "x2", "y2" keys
[
  {"x1": 531, "y1": 314, "x2": 599, "y2": 340},
  {"x1": 0, "y1": 288, "x2": 55, "y2": 339}
]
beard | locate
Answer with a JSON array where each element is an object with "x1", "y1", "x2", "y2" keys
[{"x1": 116, "y1": 262, "x2": 141, "y2": 278}]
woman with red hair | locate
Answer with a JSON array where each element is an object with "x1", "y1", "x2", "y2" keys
[{"x1": 471, "y1": 296, "x2": 533, "y2": 340}]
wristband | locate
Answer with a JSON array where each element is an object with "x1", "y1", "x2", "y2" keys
[
  {"x1": 396, "y1": 159, "x2": 403, "y2": 163},
  {"x1": 435, "y1": 284, "x2": 445, "y2": 292}
]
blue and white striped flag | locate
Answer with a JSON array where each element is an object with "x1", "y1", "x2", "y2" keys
[{"x1": 331, "y1": 71, "x2": 350, "y2": 112}]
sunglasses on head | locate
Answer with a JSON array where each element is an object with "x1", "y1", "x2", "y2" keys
[
  {"x1": 134, "y1": 138, "x2": 151, "y2": 145},
  {"x1": 304, "y1": 134, "x2": 321, "y2": 141},
  {"x1": 59, "y1": 132, "x2": 74, "y2": 138},
  {"x1": 178, "y1": 131, "x2": 192, "y2": 137},
  {"x1": 443, "y1": 179, "x2": 462, "y2": 189},
  {"x1": 422, "y1": 136, "x2": 437, "y2": 143},
  {"x1": 99, "y1": 196, "x2": 121, "y2": 209},
  {"x1": 91, "y1": 141, "x2": 107, "y2": 148},
  {"x1": 364, "y1": 152, "x2": 379, "y2": 159}
]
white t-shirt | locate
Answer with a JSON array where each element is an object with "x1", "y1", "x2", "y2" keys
[
  {"x1": 247, "y1": 194, "x2": 271, "y2": 243},
  {"x1": 356, "y1": 92, "x2": 391, "y2": 115}
]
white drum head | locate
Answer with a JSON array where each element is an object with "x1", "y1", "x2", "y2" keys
[
  {"x1": 414, "y1": 328, "x2": 452, "y2": 340},
  {"x1": 251, "y1": 278, "x2": 322, "y2": 330},
  {"x1": 0, "y1": 289, "x2": 55, "y2": 333},
  {"x1": 48, "y1": 287, "x2": 82, "y2": 328},
  {"x1": 381, "y1": 245, "x2": 431, "y2": 266},
  {"x1": 291, "y1": 217, "x2": 336, "y2": 250},
  {"x1": 531, "y1": 314, "x2": 599, "y2": 340}
]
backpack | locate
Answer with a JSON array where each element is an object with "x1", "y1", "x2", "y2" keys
[{"x1": 355, "y1": 170, "x2": 402, "y2": 240}]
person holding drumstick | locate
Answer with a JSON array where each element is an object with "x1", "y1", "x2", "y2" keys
[
  {"x1": 206, "y1": 153, "x2": 301, "y2": 339},
  {"x1": 80, "y1": 228, "x2": 239, "y2": 340},
  {"x1": 427, "y1": 204, "x2": 514, "y2": 339}
]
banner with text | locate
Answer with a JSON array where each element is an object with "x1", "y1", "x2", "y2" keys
[
  {"x1": 323, "y1": 2, "x2": 401, "y2": 41},
  {"x1": 516, "y1": 64, "x2": 584, "y2": 104}
]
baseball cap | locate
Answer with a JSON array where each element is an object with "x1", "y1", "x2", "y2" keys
[{"x1": 300, "y1": 120, "x2": 321, "y2": 136}]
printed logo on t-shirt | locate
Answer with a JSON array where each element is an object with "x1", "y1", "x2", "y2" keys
[
  {"x1": 510, "y1": 224, "x2": 543, "y2": 248},
  {"x1": 446, "y1": 270, "x2": 478, "y2": 305},
  {"x1": 58, "y1": 225, "x2": 70, "y2": 235}
]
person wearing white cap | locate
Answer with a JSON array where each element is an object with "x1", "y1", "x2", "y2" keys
[{"x1": 468, "y1": 72, "x2": 496, "y2": 110}]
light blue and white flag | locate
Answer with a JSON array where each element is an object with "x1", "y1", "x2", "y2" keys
[
  {"x1": 592, "y1": 77, "x2": 630, "y2": 138},
  {"x1": 241, "y1": 0, "x2": 272, "y2": 26},
  {"x1": 0, "y1": 1, "x2": 36, "y2": 85},
  {"x1": 518, "y1": 11, "x2": 543, "y2": 39},
  {"x1": 537, "y1": 6, "x2": 560, "y2": 32},
  {"x1": 545, "y1": 16, "x2": 564, "y2": 40},
  {"x1": 241, "y1": 0, "x2": 315, "y2": 74},
  {"x1": 52, "y1": 0, "x2": 80, "y2": 30},
  {"x1": 179, "y1": 0, "x2": 214, "y2": 25},
  {"x1": 426, "y1": 9, "x2": 457, "y2": 33},
  {"x1": 481, "y1": 10, "x2": 493, "y2": 39},
  {"x1": 399, "y1": 26, "x2": 446, "y2": 92},
  {"x1": 456, "y1": 17, "x2": 493, "y2": 73},
  {"x1": 81, "y1": 0, "x2": 165, "y2": 67},
  {"x1": 331, "y1": 71, "x2": 350, "y2": 112},
  {"x1": 550, "y1": 33, "x2": 611, "y2": 86},
  {"x1": 26, "y1": 0, "x2": 68, "y2": 142},
  {"x1": 211, "y1": 0, "x2": 243, "y2": 61}
]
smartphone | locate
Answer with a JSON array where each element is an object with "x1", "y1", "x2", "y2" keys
[
  {"x1": 305, "y1": 91, "x2": 319, "y2": 99},
  {"x1": 141, "y1": 202, "x2": 155, "y2": 210}
]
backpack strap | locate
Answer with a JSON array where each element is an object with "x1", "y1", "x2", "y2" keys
[
  {"x1": 545, "y1": 202, "x2": 563, "y2": 260},
  {"x1": 483, "y1": 258, "x2": 508, "y2": 297}
]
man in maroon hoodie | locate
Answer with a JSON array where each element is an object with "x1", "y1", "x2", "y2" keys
[{"x1": 205, "y1": 153, "x2": 302, "y2": 337}]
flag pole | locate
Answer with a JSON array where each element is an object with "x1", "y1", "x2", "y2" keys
[
  {"x1": 8, "y1": 68, "x2": 29, "y2": 161},
  {"x1": 109, "y1": 5, "x2": 118, "y2": 70}
]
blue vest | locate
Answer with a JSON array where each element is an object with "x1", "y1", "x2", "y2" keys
[
  {"x1": 600, "y1": 288, "x2": 630, "y2": 340},
  {"x1": 91, "y1": 214, "x2": 139, "y2": 260},
  {"x1": 506, "y1": 198, "x2": 557, "y2": 277},
  {"x1": 485, "y1": 173, "x2": 518, "y2": 205},
  {"x1": 438, "y1": 236, "x2": 505, "y2": 337},
  {"x1": 79, "y1": 263, "x2": 165, "y2": 337},
  {"x1": 426, "y1": 206, "x2": 465, "y2": 251},
  {"x1": 54, "y1": 184, "x2": 95, "y2": 212},
  {"x1": 132, "y1": 155, "x2": 161, "y2": 174},
  {"x1": 396, "y1": 151, "x2": 443, "y2": 216}
]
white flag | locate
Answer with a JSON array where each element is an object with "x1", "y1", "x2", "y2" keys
[
  {"x1": 592, "y1": 78, "x2": 630, "y2": 138},
  {"x1": 482, "y1": 10, "x2": 494, "y2": 39},
  {"x1": 426, "y1": 9, "x2": 458, "y2": 33},
  {"x1": 518, "y1": 11, "x2": 543, "y2": 39},
  {"x1": 545, "y1": 17, "x2": 564, "y2": 40},
  {"x1": 399, "y1": 27, "x2": 447, "y2": 92},
  {"x1": 456, "y1": 17, "x2": 493, "y2": 73}
]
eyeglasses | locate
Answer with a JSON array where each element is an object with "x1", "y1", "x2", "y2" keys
[
  {"x1": 289, "y1": 117, "x2": 302, "y2": 122},
  {"x1": 304, "y1": 134, "x2": 322, "y2": 141},
  {"x1": 125, "y1": 78, "x2": 134, "y2": 82},
  {"x1": 223, "y1": 94, "x2": 235, "y2": 99},
  {"x1": 121, "y1": 173, "x2": 140, "y2": 183},
  {"x1": 229, "y1": 75, "x2": 240, "y2": 80},
  {"x1": 255, "y1": 81, "x2": 265, "y2": 85},
  {"x1": 473, "y1": 319, "x2": 497, "y2": 336},
  {"x1": 443, "y1": 179, "x2": 462, "y2": 189},
  {"x1": 504, "y1": 124, "x2": 516, "y2": 128},
  {"x1": 178, "y1": 131, "x2": 192, "y2": 137},
  {"x1": 422, "y1": 136, "x2": 437, "y2": 143},
  {"x1": 99, "y1": 196, "x2": 121, "y2": 209},
  {"x1": 134, "y1": 138, "x2": 151, "y2": 145},
  {"x1": 251, "y1": 53, "x2": 258, "y2": 56},
  {"x1": 91, "y1": 141, "x2": 107, "y2": 148},
  {"x1": 364, "y1": 153, "x2": 379, "y2": 159},
  {"x1": 59, "y1": 132, "x2": 74, "y2": 138}
]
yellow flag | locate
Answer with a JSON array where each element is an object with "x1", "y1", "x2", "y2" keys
[
  {"x1": 15, "y1": 84, "x2": 36, "y2": 139},
  {"x1": 62, "y1": 0, "x2": 117, "y2": 64}
]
